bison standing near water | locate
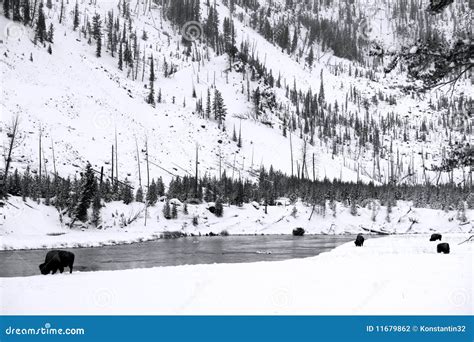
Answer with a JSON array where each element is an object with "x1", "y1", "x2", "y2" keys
[
  {"x1": 292, "y1": 228, "x2": 305, "y2": 236},
  {"x1": 354, "y1": 234, "x2": 365, "y2": 247},
  {"x1": 437, "y1": 243, "x2": 450, "y2": 254},
  {"x1": 39, "y1": 250, "x2": 75, "y2": 275},
  {"x1": 430, "y1": 233, "x2": 442, "y2": 241}
]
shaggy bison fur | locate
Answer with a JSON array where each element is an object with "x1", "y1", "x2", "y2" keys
[
  {"x1": 292, "y1": 228, "x2": 305, "y2": 236},
  {"x1": 430, "y1": 233, "x2": 442, "y2": 241},
  {"x1": 354, "y1": 234, "x2": 365, "y2": 247},
  {"x1": 437, "y1": 243, "x2": 450, "y2": 254},
  {"x1": 39, "y1": 250, "x2": 75, "y2": 275}
]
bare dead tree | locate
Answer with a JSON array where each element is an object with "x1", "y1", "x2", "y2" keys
[
  {"x1": 135, "y1": 136, "x2": 142, "y2": 188},
  {"x1": 144, "y1": 136, "x2": 150, "y2": 227},
  {"x1": 1, "y1": 115, "x2": 20, "y2": 198},
  {"x1": 38, "y1": 124, "x2": 42, "y2": 180},
  {"x1": 51, "y1": 137, "x2": 57, "y2": 176}
]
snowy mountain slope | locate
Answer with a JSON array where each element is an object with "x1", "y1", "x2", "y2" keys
[
  {"x1": 0, "y1": 4, "x2": 369, "y2": 185},
  {"x1": 0, "y1": 0, "x2": 471, "y2": 188}
]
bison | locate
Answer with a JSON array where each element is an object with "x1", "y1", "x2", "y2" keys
[
  {"x1": 437, "y1": 243, "x2": 450, "y2": 254},
  {"x1": 354, "y1": 234, "x2": 365, "y2": 247},
  {"x1": 430, "y1": 233, "x2": 442, "y2": 241},
  {"x1": 292, "y1": 228, "x2": 305, "y2": 236},
  {"x1": 39, "y1": 250, "x2": 75, "y2": 275}
]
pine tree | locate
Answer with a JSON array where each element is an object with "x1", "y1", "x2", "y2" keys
[
  {"x1": 118, "y1": 43, "x2": 123, "y2": 70},
  {"x1": 237, "y1": 124, "x2": 242, "y2": 148},
  {"x1": 23, "y1": 0, "x2": 31, "y2": 25},
  {"x1": 3, "y1": 0, "x2": 10, "y2": 19},
  {"x1": 92, "y1": 13, "x2": 102, "y2": 57},
  {"x1": 306, "y1": 47, "x2": 314, "y2": 67},
  {"x1": 96, "y1": 33, "x2": 102, "y2": 57},
  {"x1": 215, "y1": 197, "x2": 223, "y2": 217},
  {"x1": 253, "y1": 87, "x2": 261, "y2": 117},
  {"x1": 12, "y1": 0, "x2": 21, "y2": 21},
  {"x1": 74, "y1": 163, "x2": 96, "y2": 223},
  {"x1": 213, "y1": 89, "x2": 226, "y2": 127},
  {"x1": 47, "y1": 23, "x2": 54, "y2": 43},
  {"x1": 91, "y1": 190, "x2": 102, "y2": 227},
  {"x1": 121, "y1": 179, "x2": 133, "y2": 204},
  {"x1": 205, "y1": 88, "x2": 211, "y2": 119},
  {"x1": 232, "y1": 125, "x2": 237, "y2": 142},
  {"x1": 457, "y1": 201, "x2": 467, "y2": 222},
  {"x1": 156, "y1": 177, "x2": 165, "y2": 196},
  {"x1": 157, "y1": 88, "x2": 162, "y2": 103},
  {"x1": 73, "y1": 2, "x2": 79, "y2": 31},
  {"x1": 318, "y1": 71, "x2": 325, "y2": 105},
  {"x1": 47, "y1": 44, "x2": 52, "y2": 54},
  {"x1": 59, "y1": 0, "x2": 64, "y2": 24},
  {"x1": 135, "y1": 186, "x2": 144, "y2": 202},
  {"x1": 35, "y1": 2, "x2": 47, "y2": 44},
  {"x1": 171, "y1": 203, "x2": 178, "y2": 219},
  {"x1": 350, "y1": 198, "x2": 357, "y2": 216},
  {"x1": 183, "y1": 203, "x2": 188, "y2": 215},
  {"x1": 385, "y1": 203, "x2": 391, "y2": 223},
  {"x1": 163, "y1": 200, "x2": 171, "y2": 219},
  {"x1": 146, "y1": 179, "x2": 158, "y2": 205},
  {"x1": 147, "y1": 55, "x2": 155, "y2": 106}
]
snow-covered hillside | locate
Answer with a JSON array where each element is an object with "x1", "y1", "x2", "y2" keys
[{"x1": 1, "y1": 0, "x2": 471, "y2": 188}]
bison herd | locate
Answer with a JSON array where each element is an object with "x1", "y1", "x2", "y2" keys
[
  {"x1": 352, "y1": 232, "x2": 451, "y2": 254},
  {"x1": 37, "y1": 232, "x2": 453, "y2": 275},
  {"x1": 429, "y1": 234, "x2": 450, "y2": 254}
]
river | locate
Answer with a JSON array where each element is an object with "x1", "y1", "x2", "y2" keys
[{"x1": 0, "y1": 234, "x2": 357, "y2": 277}]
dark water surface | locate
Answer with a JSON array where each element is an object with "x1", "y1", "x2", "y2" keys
[{"x1": 0, "y1": 235, "x2": 357, "y2": 277}]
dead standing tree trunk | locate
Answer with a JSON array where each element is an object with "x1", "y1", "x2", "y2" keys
[{"x1": 1, "y1": 115, "x2": 20, "y2": 198}]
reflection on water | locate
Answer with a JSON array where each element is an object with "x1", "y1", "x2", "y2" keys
[{"x1": 0, "y1": 235, "x2": 357, "y2": 277}]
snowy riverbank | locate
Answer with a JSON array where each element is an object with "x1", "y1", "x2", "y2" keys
[
  {"x1": 1, "y1": 196, "x2": 472, "y2": 250},
  {"x1": 1, "y1": 234, "x2": 472, "y2": 315}
]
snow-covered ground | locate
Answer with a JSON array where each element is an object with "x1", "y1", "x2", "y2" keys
[
  {"x1": 1, "y1": 196, "x2": 472, "y2": 250},
  {"x1": 1, "y1": 234, "x2": 472, "y2": 315}
]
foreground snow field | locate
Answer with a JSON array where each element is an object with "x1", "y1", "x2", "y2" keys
[{"x1": 1, "y1": 234, "x2": 472, "y2": 315}]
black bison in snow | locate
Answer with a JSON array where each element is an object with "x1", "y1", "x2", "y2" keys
[
  {"x1": 430, "y1": 233, "x2": 442, "y2": 241},
  {"x1": 39, "y1": 250, "x2": 75, "y2": 275},
  {"x1": 437, "y1": 243, "x2": 450, "y2": 254},
  {"x1": 292, "y1": 228, "x2": 305, "y2": 236},
  {"x1": 354, "y1": 234, "x2": 365, "y2": 247}
]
